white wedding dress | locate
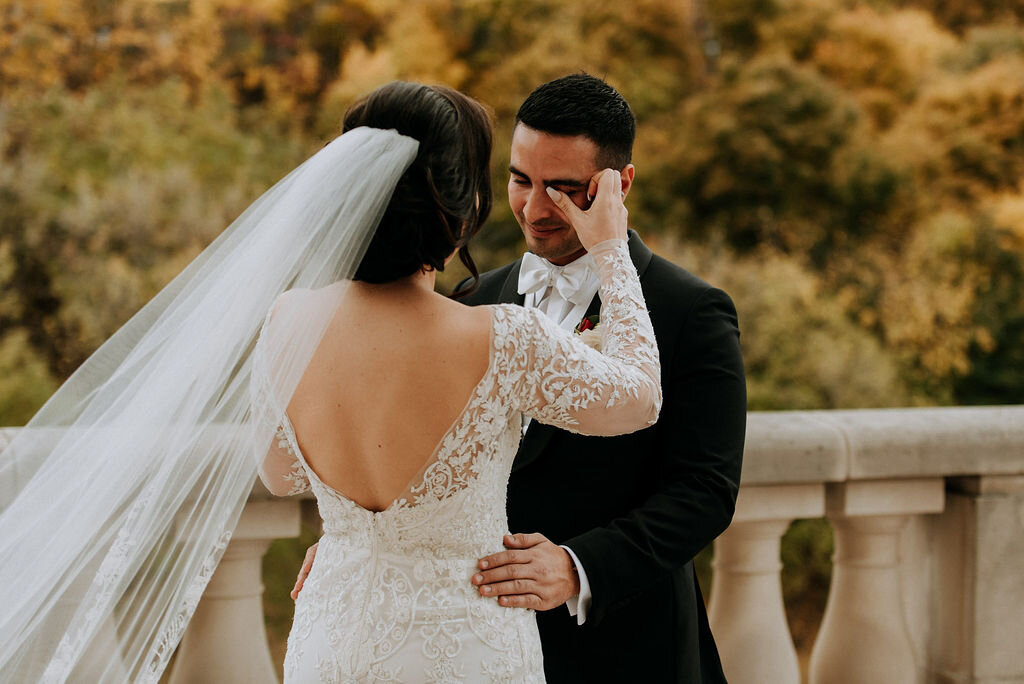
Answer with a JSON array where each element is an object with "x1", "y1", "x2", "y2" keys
[{"x1": 252, "y1": 240, "x2": 660, "y2": 683}]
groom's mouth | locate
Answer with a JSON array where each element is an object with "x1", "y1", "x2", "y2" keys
[{"x1": 526, "y1": 223, "x2": 567, "y2": 239}]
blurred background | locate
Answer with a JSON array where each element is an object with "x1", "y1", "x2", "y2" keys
[{"x1": 2, "y1": 0, "x2": 1022, "y2": 672}]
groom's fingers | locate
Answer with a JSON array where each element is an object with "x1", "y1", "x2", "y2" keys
[
  {"x1": 473, "y1": 535, "x2": 580, "y2": 611},
  {"x1": 475, "y1": 532, "x2": 543, "y2": 571},
  {"x1": 476, "y1": 577, "x2": 536, "y2": 597},
  {"x1": 291, "y1": 542, "x2": 319, "y2": 600},
  {"x1": 503, "y1": 532, "x2": 546, "y2": 548},
  {"x1": 477, "y1": 547, "x2": 530, "y2": 572},
  {"x1": 497, "y1": 593, "x2": 543, "y2": 609}
]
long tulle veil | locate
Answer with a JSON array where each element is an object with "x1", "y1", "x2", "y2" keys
[{"x1": 0, "y1": 126, "x2": 419, "y2": 682}]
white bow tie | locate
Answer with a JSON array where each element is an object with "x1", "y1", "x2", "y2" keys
[{"x1": 517, "y1": 252, "x2": 597, "y2": 306}]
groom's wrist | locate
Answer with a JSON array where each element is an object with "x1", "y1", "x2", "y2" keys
[{"x1": 560, "y1": 545, "x2": 592, "y2": 625}]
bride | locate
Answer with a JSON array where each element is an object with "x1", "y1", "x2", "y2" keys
[{"x1": 0, "y1": 81, "x2": 659, "y2": 683}]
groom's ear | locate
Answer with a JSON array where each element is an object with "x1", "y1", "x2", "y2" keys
[{"x1": 620, "y1": 164, "x2": 636, "y2": 200}]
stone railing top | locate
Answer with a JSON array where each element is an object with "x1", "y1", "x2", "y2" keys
[
  {"x1": 743, "y1": 406, "x2": 1024, "y2": 485},
  {"x1": 4, "y1": 406, "x2": 1024, "y2": 493}
]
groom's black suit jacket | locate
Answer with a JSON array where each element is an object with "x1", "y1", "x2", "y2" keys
[{"x1": 458, "y1": 231, "x2": 746, "y2": 683}]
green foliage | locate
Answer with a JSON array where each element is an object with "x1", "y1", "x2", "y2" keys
[
  {"x1": 640, "y1": 53, "x2": 888, "y2": 258},
  {"x1": 6, "y1": 1, "x2": 1013, "y2": 416},
  {"x1": 0, "y1": 77, "x2": 308, "y2": 390},
  {"x1": 651, "y1": 237, "x2": 912, "y2": 409},
  {"x1": 781, "y1": 519, "x2": 834, "y2": 651},
  {"x1": 0, "y1": 329, "x2": 58, "y2": 425},
  {"x1": 898, "y1": 0, "x2": 1024, "y2": 33}
]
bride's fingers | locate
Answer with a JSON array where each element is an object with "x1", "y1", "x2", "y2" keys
[
  {"x1": 586, "y1": 176, "x2": 599, "y2": 208},
  {"x1": 545, "y1": 186, "x2": 582, "y2": 221},
  {"x1": 546, "y1": 169, "x2": 627, "y2": 249},
  {"x1": 593, "y1": 168, "x2": 624, "y2": 210}
]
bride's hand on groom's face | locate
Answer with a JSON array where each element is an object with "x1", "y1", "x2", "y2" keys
[
  {"x1": 545, "y1": 168, "x2": 628, "y2": 251},
  {"x1": 472, "y1": 533, "x2": 580, "y2": 611}
]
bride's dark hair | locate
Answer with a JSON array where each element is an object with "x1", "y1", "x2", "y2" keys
[{"x1": 342, "y1": 81, "x2": 492, "y2": 293}]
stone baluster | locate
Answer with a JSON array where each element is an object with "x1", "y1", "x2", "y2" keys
[
  {"x1": 710, "y1": 483, "x2": 824, "y2": 684},
  {"x1": 809, "y1": 478, "x2": 943, "y2": 684},
  {"x1": 169, "y1": 498, "x2": 301, "y2": 684},
  {"x1": 931, "y1": 475, "x2": 1024, "y2": 682}
]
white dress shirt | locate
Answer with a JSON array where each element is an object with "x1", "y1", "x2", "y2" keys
[{"x1": 517, "y1": 253, "x2": 599, "y2": 625}]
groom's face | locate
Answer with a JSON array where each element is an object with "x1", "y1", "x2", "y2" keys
[{"x1": 508, "y1": 124, "x2": 601, "y2": 266}]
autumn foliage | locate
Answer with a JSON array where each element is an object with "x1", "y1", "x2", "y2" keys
[{"x1": 1, "y1": 0, "x2": 1022, "y2": 417}]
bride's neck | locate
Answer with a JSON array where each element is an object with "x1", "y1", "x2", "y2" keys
[{"x1": 349, "y1": 268, "x2": 439, "y2": 301}]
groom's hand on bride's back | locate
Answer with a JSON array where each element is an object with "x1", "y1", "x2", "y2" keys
[
  {"x1": 296, "y1": 533, "x2": 580, "y2": 610},
  {"x1": 472, "y1": 533, "x2": 580, "y2": 611},
  {"x1": 292, "y1": 542, "x2": 318, "y2": 600}
]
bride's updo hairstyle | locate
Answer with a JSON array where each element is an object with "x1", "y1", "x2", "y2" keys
[{"x1": 342, "y1": 81, "x2": 493, "y2": 291}]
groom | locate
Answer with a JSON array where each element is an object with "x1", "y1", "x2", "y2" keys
[
  {"x1": 296, "y1": 75, "x2": 746, "y2": 682},
  {"x1": 460, "y1": 74, "x2": 745, "y2": 682}
]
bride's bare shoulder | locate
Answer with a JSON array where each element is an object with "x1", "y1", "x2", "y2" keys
[{"x1": 269, "y1": 283, "x2": 343, "y2": 318}]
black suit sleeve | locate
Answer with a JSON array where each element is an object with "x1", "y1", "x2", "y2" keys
[{"x1": 565, "y1": 287, "x2": 746, "y2": 627}]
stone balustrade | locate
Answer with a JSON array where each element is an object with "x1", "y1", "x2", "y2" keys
[
  {"x1": 711, "y1": 406, "x2": 1024, "y2": 684},
  {"x1": 2, "y1": 405, "x2": 1023, "y2": 683}
]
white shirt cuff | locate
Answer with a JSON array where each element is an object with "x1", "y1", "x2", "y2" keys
[{"x1": 559, "y1": 545, "x2": 592, "y2": 625}]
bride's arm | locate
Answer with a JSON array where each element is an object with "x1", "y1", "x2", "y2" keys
[
  {"x1": 502, "y1": 238, "x2": 661, "y2": 435},
  {"x1": 255, "y1": 420, "x2": 311, "y2": 496},
  {"x1": 251, "y1": 293, "x2": 312, "y2": 496}
]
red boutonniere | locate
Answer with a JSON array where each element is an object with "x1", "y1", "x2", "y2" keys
[
  {"x1": 574, "y1": 314, "x2": 600, "y2": 334},
  {"x1": 574, "y1": 314, "x2": 601, "y2": 350}
]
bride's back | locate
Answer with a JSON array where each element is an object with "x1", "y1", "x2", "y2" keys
[
  {"x1": 286, "y1": 284, "x2": 492, "y2": 512},
  {"x1": 271, "y1": 81, "x2": 496, "y2": 511}
]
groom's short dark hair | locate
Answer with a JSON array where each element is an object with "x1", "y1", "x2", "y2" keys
[{"x1": 515, "y1": 73, "x2": 636, "y2": 170}]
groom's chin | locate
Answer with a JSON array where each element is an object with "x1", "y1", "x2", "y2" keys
[{"x1": 523, "y1": 228, "x2": 581, "y2": 260}]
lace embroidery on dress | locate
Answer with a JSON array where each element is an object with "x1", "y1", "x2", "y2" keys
[
  {"x1": 253, "y1": 239, "x2": 659, "y2": 683},
  {"x1": 499, "y1": 239, "x2": 661, "y2": 436},
  {"x1": 274, "y1": 424, "x2": 312, "y2": 496}
]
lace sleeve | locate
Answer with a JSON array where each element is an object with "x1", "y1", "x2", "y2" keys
[
  {"x1": 257, "y1": 422, "x2": 311, "y2": 497},
  {"x1": 496, "y1": 238, "x2": 662, "y2": 436},
  {"x1": 250, "y1": 301, "x2": 311, "y2": 497}
]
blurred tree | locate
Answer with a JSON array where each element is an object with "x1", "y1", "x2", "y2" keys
[
  {"x1": 811, "y1": 6, "x2": 957, "y2": 129},
  {"x1": 648, "y1": 236, "x2": 913, "y2": 409},
  {"x1": 0, "y1": 78, "x2": 308, "y2": 389},
  {"x1": 898, "y1": 0, "x2": 1024, "y2": 33},
  {"x1": 0, "y1": 0, "x2": 221, "y2": 95},
  {"x1": 953, "y1": 197, "x2": 1024, "y2": 403},
  {"x1": 881, "y1": 55, "x2": 1024, "y2": 208},
  {"x1": 638, "y1": 53, "x2": 902, "y2": 264}
]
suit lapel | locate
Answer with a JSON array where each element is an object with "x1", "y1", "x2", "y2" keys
[{"x1": 497, "y1": 259, "x2": 525, "y2": 305}]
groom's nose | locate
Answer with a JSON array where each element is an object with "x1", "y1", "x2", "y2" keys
[{"x1": 522, "y1": 184, "x2": 561, "y2": 225}]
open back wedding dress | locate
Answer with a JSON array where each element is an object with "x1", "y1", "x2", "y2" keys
[{"x1": 253, "y1": 239, "x2": 660, "y2": 683}]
